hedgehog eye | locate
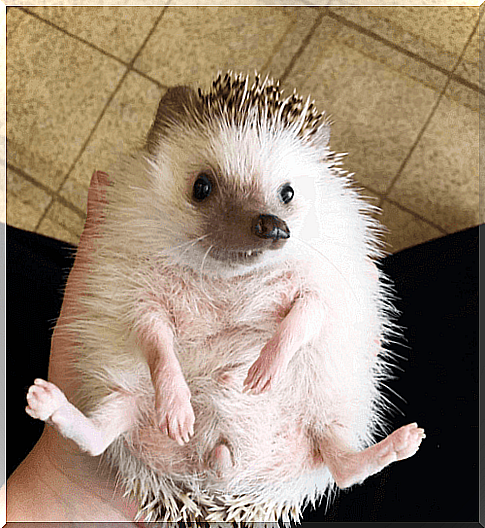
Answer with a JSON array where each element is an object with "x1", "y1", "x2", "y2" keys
[
  {"x1": 279, "y1": 184, "x2": 294, "y2": 205},
  {"x1": 193, "y1": 173, "x2": 213, "y2": 202}
]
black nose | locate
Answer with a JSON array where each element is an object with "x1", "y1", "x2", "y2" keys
[{"x1": 251, "y1": 214, "x2": 290, "y2": 242}]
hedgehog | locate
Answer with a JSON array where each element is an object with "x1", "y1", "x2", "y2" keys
[{"x1": 26, "y1": 71, "x2": 425, "y2": 524}]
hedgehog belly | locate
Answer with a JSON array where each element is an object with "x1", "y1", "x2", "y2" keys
[{"x1": 107, "y1": 361, "x2": 334, "y2": 524}]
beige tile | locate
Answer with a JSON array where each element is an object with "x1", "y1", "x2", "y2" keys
[
  {"x1": 60, "y1": 72, "x2": 164, "y2": 213},
  {"x1": 379, "y1": 200, "x2": 443, "y2": 253},
  {"x1": 358, "y1": 185, "x2": 382, "y2": 209},
  {"x1": 7, "y1": 12, "x2": 126, "y2": 191},
  {"x1": 58, "y1": 177, "x2": 91, "y2": 217},
  {"x1": 332, "y1": 17, "x2": 448, "y2": 91},
  {"x1": 134, "y1": 6, "x2": 309, "y2": 87},
  {"x1": 329, "y1": 6, "x2": 479, "y2": 72},
  {"x1": 7, "y1": 194, "x2": 42, "y2": 232},
  {"x1": 285, "y1": 16, "x2": 442, "y2": 193},
  {"x1": 28, "y1": 7, "x2": 165, "y2": 63},
  {"x1": 7, "y1": 167, "x2": 52, "y2": 208},
  {"x1": 263, "y1": 7, "x2": 321, "y2": 81},
  {"x1": 37, "y1": 200, "x2": 85, "y2": 244},
  {"x1": 9, "y1": 0, "x2": 165, "y2": 4},
  {"x1": 445, "y1": 78, "x2": 479, "y2": 111},
  {"x1": 6, "y1": 7, "x2": 24, "y2": 37},
  {"x1": 7, "y1": 167, "x2": 52, "y2": 229},
  {"x1": 388, "y1": 84, "x2": 479, "y2": 234},
  {"x1": 37, "y1": 215, "x2": 80, "y2": 246},
  {"x1": 46, "y1": 200, "x2": 85, "y2": 236},
  {"x1": 455, "y1": 18, "x2": 482, "y2": 90},
  {"x1": 6, "y1": 167, "x2": 53, "y2": 231}
]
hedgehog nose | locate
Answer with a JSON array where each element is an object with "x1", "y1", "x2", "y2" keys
[{"x1": 251, "y1": 214, "x2": 290, "y2": 243}]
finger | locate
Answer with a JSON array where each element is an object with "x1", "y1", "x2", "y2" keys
[
  {"x1": 85, "y1": 171, "x2": 110, "y2": 229},
  {"x1": 61, "y1": 171, "x2": 111, "y2": 305},
  {"x1": 76, "y1": 171, "x2": 110, "y2": 262}
]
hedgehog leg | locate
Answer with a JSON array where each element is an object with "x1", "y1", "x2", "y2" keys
[
  {"x1": 320, "y1": 423, "x2": 425, "y2": 489},
  {"x1": 26, "y1": 378, "x2": 137, "y2": 456},
  {"x1": 206, "y1": 438, "x2": 234, "y2": 478}
]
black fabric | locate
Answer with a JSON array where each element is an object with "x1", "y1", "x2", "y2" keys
[
  {"x1": 7, "y1": 225, "x2": 75, "y2": 477},
  {"x1": 6, "y1": 223, "x2": 479, "y2": 522}
]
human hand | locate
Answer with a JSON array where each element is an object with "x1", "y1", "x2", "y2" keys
[{"x1": 7, "y1": 171, "x2": 143, "y2": 524}]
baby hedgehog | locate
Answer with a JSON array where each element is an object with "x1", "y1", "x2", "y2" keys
[{"x1": 26, "y1": 71, "x2": 425, "y2": 524}]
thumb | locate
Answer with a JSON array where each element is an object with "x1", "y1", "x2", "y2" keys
[
  {"x1": 83, "y1": 171, "x2": 109, "y2": 234},
  {"x1": 76, "y1": 171, "x2": 110, "y2": 260}
]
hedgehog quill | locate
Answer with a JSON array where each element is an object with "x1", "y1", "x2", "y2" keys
[{"x1": 26, "y1": 72, "x2": 425, "y2": 524}]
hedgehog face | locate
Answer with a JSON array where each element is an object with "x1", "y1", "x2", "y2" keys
[
  {"x1": 158, "y1": 126, "x2": 323, "y2": 276},
  {"x1": 145, "y1": 72, "x2": 331, "y2": 276}
]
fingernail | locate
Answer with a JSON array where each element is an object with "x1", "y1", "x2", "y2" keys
[{"x1": 95, "y1": 171, "x2": 110, "y2": 187}]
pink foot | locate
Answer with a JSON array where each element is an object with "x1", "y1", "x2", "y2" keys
[
  {"x1": 330, "y1": 423, "x2": 425, "y2": 489},
  {"x1": 382, "y1": 422, "x2": 426, "y2": 462}
]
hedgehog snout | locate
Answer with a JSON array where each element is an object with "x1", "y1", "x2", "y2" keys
[{"x1": 251, "y1": 214, "x2": 290, "y2": 248}]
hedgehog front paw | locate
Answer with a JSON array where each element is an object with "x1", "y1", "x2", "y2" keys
[
  {"x1": 243, "y1": 341, "x2": 288, "y2": 395},
  {"x1": 155, "y1": 380, "x2": 195, "y2": 446},
  {"x1": 25, "y1": 378, "x2": 69, "y2": 422}
]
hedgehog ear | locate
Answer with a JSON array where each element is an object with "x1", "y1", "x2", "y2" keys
[{"x1": 146, "y1": 86, "x2": 203, "y2": 154}]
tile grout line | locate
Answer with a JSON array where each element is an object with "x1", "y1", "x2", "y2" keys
[
  {"x1": 279, "y1": 9, "x2": 327, "y2": 84},
  {"x1": 19, "y1": 7, "x2": 131, "y2": 69},
  {"x1": 6, "y1": 164, "x2": 84, "y2": 215},
  {"x1": 357, "y1": 183, "x2": 448, "y2": 236},
  {"x1": 12, "y1": 5, "x2": 478, "y2": 241},
  {"x1": 19, "y1": 6, "x2": 483, "y2": 97},
  {"x1": 326, "y1": 8, "x2": 484, "y2": 97},
  {"x1": 377, "y1": 11, "x2": 481, "y2": 235},
  {"x1": 32, "y1": 6, "x2": 171, "y2": 234},
  {"x1": 382, "y1": 10, "x2": 481, "y2": 203},
  {"x1": 7, "y1": 163, "x2": 88, "y2": 240},
  {"x1": 378, "y1": 89, "x2": 447, "y2": 206},
  {"x1": 33, "y1": 67, "x2": 132, "y2": 233},
  {"x1": 125, "y1": 5, "x2": 170, "y2": 69},
  {"x1": 381, "y1": 196, "x2": 448, "y2": 236},
  {"x1": 6, "y1": 7, "x2": 22, "y2": 39}
]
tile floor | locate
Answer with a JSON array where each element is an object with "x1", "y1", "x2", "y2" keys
[{"x1": 6, "y1": 5, "x2": 482, "y2": 252}]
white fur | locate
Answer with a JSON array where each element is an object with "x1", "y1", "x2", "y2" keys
[{"x1": 59, "y1": 107, "x2": 401, "y2": 522}]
